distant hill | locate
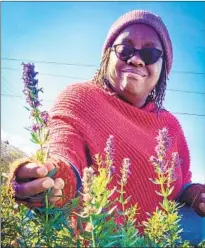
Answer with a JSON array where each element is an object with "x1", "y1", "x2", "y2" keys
[{"x1": 1, "y1": 140, "x2": 27, "y2": 174}]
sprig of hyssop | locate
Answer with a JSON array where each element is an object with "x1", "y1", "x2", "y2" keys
[
  {"x1": 22, "y1": 63, "x2": 57, "y2": 241},
  {"x1": 22, "y1": 63, "x2": 49, "y2": 164},
  {"x1": 73, "y1": 135, "x2": 145, "y2": 247},
  {"x1": 143, "y1": 127, "x2": 189, "y2": 247}
]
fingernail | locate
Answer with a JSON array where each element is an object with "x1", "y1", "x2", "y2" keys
[
  {"x1": 42, "y1": 179, "x2": 54, "y2": 188},
  {"x1": 37, "y1": 167, "x2": 47, "y2": 176},
  {"x1": 201, "y1": 193, "x2": 205, "y2": 199},
  {"x1": 54, "y1": 178, "x2": 64, "y2": 189},
  {"x1": 199, "y1": 203, "x2": 205, "y2": 211}
]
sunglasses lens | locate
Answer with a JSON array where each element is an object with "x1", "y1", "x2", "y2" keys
[
  {"x1": 115, "y1": 45, "x2": 134, "y2": 61},
  {"x1": 140, "y1": 48, "x2": 162, "y2": 65}
]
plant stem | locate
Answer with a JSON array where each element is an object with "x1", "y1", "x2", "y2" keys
[
  {"x1": 45, "y1": 194, "x2": 49, "y2": 223},
  {"x1": 90, "y1": 215, "x2": 96, "y2": 248},
  {"x1": 120, "y1": 183, "x2": 125, "y2": 213},
  {"x1": 160, "y1": 176, "x2": 169, "y2": 212}
]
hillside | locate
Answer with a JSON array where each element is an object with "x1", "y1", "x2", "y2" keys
[{"x1": 1, "y1": 140, "x2": 27, "y2": 175}]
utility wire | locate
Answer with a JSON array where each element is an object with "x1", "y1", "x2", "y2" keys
[
  {"x1": 1, "y1": 57, "x2": 96, "y2": 67},
  {"x1": 1, "y1": 93, "x2": 23, "y2": 99},
  {"x1": 2, "y1": 67, "x2": 205, "y2": 95},
  {"x1": 173, "y1": 112, "x2": 205, "y2": 117},
  {"x1": 1, "y1": 93, "x2": 205, "y2": 117},
  {"x1": 2, "y1": 77, "x2": 19, "y2": 95},
  {"x1": 1, "y1": 67, "x2": 88, "y2": 80},
  {"x1": 1, "y1": 57, "x2": 205, "y2": 75},
  {"x1": 167, "y1": 89, "x2": 205, "y2": 95}
]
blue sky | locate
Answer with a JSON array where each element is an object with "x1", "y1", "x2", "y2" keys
[{"x1": 2, "y1": 2, "x2": 205, "y2": 183}]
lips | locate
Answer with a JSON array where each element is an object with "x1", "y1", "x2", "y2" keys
[{"x1": 122, "y1": 69, "x2": 147, "y2": 77}]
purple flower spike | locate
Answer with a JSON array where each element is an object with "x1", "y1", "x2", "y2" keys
[
  {"x1": 104, "y1": 135, "x2": 114, "y2": 161},
  {"x1": 40, "y1": 111, "x2": 49, "y2": 125},
  {"x1": 22, "y1": 62, "x2": 50, "y2": 148}
]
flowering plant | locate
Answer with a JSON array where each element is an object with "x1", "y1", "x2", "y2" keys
[
  {"x1": 21, "y1": 63, "x2": 57, "y2": 234},
  {"x1": 143, "y1": 127, "x2": 185, "y2": 246},
  {"x1": 22, "y1": 63, "x2": 50, "y2": 164},
  {"x1": 73, "y1": 135, "x2": 142, "y2": 247}
]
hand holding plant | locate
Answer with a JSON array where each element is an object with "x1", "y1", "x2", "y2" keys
[{"x1": 13, "y1": 63, "x2": 64, "y2": 206}]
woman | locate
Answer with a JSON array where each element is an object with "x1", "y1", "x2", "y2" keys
[{"x1": 10, "y1": 10, "x2": 204, "y2": 243}]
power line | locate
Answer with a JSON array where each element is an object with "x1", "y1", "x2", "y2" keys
[
  {"x1": 1, "y1": 67, "x2": 88, "y2": 80},
  {"x1": 1, "y1": 57, "x2": 205, "y2": 75},
  {"x1": 1, "y1": 57, "x2": 96, "y2": 68},
  {"x1": 2, "y1": 67, "x2": 205, "y2": 95},
  {"x1": 1, "y1": 93, "x2": 23, "y2": 99},
  {"x1": 167, "y1": 88, "x2": 205, "y2": 95},
  {"x1": 1, "y1": 93, "x2": 205, "y2": 117},
  {"x1": 2, "y1": 77, "x2": 19, "y2": 95},
  {"x1": 173, "y1": 112, "x2": 205, "y2": 117}
]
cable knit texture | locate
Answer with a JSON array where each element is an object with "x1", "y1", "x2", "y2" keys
[
  {"x1": 48, "y1": 81, "x2": 191, "y2": 225},
  {"x1": 102, "y1": 10, "x2": 173, "y2": 74}
]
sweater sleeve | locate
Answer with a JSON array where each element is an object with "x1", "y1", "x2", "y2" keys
[
  {"x1": 48, "y1": 85, "x2": 89, "y2": 183},
  {"x1": 48, "y1": 116, "x2": 87, "y2": 178}
]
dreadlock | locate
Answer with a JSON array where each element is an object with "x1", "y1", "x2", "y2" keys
[
  {"x1": 92, "y1": 47, "x2": 111, "y2": 89},
  {"x1": 145, "y1": 59, "x2": 167, "y2": 113},
  {"x1": 92, "y1": 48, "x2": 168, "y2": 113}
]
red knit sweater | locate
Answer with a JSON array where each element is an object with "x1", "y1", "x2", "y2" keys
[{"x1": 49, "y1": 81, "x2": 191, "y2": 225}]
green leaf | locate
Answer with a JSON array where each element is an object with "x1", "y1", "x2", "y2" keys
[
  {"x1": 155, "y1": 190, "x2": 163, "y2": 196},
  {"x1": 168, "y1": 186, "x2": 175, "y2": 196},
  {"x1": 30, "y1": 139, "x2": 38, "y2": 144},
  {"x1": 107, "y1": 205, "x2": 117, "y2": 215},
  {"x1": 124, "y1": 195, "x2": 132, "y2": 204},
  {"x1": 24, "y1": 126, "x2": 31, "y2": 131},
  {"x1": 31, "y1": 132, "x2": 40, "y2": 143},
  {"x1": 24, "y1": 106, "x2": 30, "y2": 111},
  {"x1": 129, "y1": 237, "x2": 139, "y2": 246},
  {"x1": 104, "y1": 240, "x2": 119, "y2": 247},
  {"x1": 47, "y1": 167, "x2": 57, "y2": 178},
  {"x1": 109, "y1": 234, "x2": 124, "y2": 239},
  {"x1": 159, "y1": 202, "x2": 165, "y2": 210},
  {"x1": 129, "y1": 230, "x2": 139, "y2": 240},
  {"x1": 149, "y1": 178, "x2": 160, "y2": 185}
]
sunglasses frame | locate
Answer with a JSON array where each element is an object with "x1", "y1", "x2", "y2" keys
[{"x1": 112, "y1": 44, "x2": 164, "y2": 65}]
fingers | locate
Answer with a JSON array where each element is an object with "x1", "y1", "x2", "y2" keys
[
  {"x1": 16, "y1": 162, "x2": 56, "y2": 180},
  {"x1": 49, "y1": 189, "x2": 63, "y2": 204},
  {"x1": 199, "y1": 193, "x2": 205, "y2": 214},
  {"x1": 15, "y1": 177, "x2": 54, "y2": 199},
  {"x1": 53, "y1": 178, "x2": 65, "y2": 190},
  {"x1": 201, "y1": 193, "x2": 205, "y2": 200},
  {"x1": 199, "y1": 202, "x2": 205, "y2": 212},
  {"x1": 49, "y1": 178, "x2": 65, "y2": 204}
]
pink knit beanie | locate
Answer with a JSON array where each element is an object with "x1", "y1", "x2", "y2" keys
[{"x1": 102, "y1": 10, "x2": 173, "y2": 74}]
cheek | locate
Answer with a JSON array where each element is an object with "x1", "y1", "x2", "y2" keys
[{"x1": 148, "y1": 61, "x2": 163, "y2": 83}]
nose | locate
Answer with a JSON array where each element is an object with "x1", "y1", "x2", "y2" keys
[{"x1": 127, "y1": 53, "x2": 145, "y2": 67}]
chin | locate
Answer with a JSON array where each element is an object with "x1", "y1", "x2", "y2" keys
[{"x1": 122, "y1": 89, "x2": 147, "y2": 103}]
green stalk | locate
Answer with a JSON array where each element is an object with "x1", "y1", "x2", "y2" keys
[
  {"x1": 45, "y1": 193, "x2": 49, "y2": 223},
  {"x1": 90, "y1": 215, "x2": 96, "y2": 248},
  {"x1": 160, "y1": 178, "x2": 169, "y2": 212},
  {"x1": 120, "y1": 183, "x2": 125, "y2": 213}
]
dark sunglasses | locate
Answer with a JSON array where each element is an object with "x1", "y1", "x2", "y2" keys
[{"x1": 112, "y1": 44, "x2": 163, "y2": 65}]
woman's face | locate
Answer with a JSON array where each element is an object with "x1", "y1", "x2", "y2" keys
[{"x1": 106, "y1": 24, "x2": 163, "y2": 107}]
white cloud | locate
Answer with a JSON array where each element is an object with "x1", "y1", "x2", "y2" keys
[{"x1": 1, "y1": 129, "x2": 37, "y2": 155}]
